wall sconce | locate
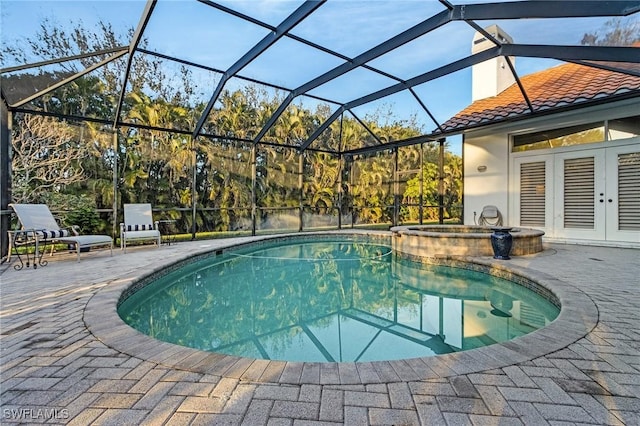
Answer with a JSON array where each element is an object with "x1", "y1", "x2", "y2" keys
[{"x1": 477, "y1": 165, "x2": 487, "y2": 172}]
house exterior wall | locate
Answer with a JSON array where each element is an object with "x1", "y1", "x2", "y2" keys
[
  {"x1": 463, "y1": 133, "x2": 510, "y2": 226},
  {"x1": 461, "y1": 98, "x2": 640, "y2": 246}
]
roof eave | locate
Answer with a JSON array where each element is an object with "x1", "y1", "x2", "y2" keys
[{"x1": 440, "y1": 91, "x2": 640, "y2": 136}]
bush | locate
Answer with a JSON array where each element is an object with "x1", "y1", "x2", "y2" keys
[{"x1": 42, "y1": 193, "x2": 102, "y2": 234}]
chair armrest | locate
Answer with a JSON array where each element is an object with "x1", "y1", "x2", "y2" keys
[
  {"x1": 53, "y1": 215, "x2": 65, "y2": 227},
  {"x1": 70, "y1": 225, "x2": 81, "y2": 236},
  {"x1": 154, "y1": 220, "x2": 159, "y2": 230}
]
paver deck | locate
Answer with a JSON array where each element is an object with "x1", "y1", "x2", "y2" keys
[{"x1": 1, "y1": 231, "x2": 639, "y2": 425}]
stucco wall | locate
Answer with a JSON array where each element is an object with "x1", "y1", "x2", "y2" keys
[
  {"x1": 471, "y1": 59, "x2": 515, "y2": 103},
  {"x1": 463, "y1": 132, "x2": 510, "y2": 226},
  {"x1": 461, "y1": 99, "x2": 639, "y2": 233}
]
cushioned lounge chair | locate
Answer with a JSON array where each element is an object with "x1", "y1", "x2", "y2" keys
[
  {"x1": 8, "y1": 203, "x2": 113, "y2": 262},
  {"x1": 120, "y1": 203, "x2": 161, "y2": 253}
]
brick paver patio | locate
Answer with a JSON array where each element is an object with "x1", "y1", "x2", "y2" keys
[{"x1": 1, "y1": 231, "x2": 639, "y2": 425}]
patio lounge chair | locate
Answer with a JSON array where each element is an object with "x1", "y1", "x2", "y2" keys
[
  {"x1": 8, "y1": 203, "x2": 113, "y2": 261},
  {"x1": 120, "y1": 203, "x2": 161, "y2": 253}
]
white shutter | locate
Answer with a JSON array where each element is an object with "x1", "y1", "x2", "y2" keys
[
  {"x1": 618, "y1": 152, "x2": 640, "y2": 231},
  {"x1": 564, "y1": 157, "x2": 594, "y2": 229},
  {"x1": 520, "y1": 162, "x2": 546, "y2": 227}
]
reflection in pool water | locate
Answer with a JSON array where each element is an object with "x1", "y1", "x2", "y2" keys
[{"x1": 118, "y1": 239, "x2": 559, "y2": 362}]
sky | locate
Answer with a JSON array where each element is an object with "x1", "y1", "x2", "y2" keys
[{"x1": 1, "y1": 0, "x2": 632, "y2": 154}]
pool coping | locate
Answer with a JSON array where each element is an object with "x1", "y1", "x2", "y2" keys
[{"x1": 84, "y1": 231, "x2": 598, "y2": 385}]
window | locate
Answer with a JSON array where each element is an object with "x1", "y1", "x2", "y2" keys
[
  {"x1": 513, "y1": 123, "x2": 604, "y2": 152},
  {"x1": 608, "y1": 116, "x2": 640, "y2": 141},
  {"x1": 512, "y1": 116, "x2": 639, "y2": 153}
]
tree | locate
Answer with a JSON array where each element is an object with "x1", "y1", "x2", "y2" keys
[
  {"x1": 3, "y1": 15, "x2": 466, "y2": 234},
  {"x1": 304, "y1": 151, "x2": 340, "y2": 214},
  {"x1": 401, "y1": 147, "x2": 462, "y2": 223},
  {"x1": 11, "y1": 115, "x2": 88, "y2": 203},
  {"x1": 1, "y1": 16, "x2": 179, "y2": 218},
  {"x1": 120, "y1": 91, "x2": 195, "y2": 206},
  {"x1": 348, "y1": 152, "x2": 394, "y2": 224},
  {"x1": 581, "y1": 18, "x2": 640, "y2": 46}
]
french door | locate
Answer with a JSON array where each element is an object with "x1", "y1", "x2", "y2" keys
[
  {"x1": 514, "y1": 141, "x2": 640, "y2": 244},
  {"x1": 605, "y1": 144, "x2": 640, "y2": 243},
  {"x1": 553, "y1": 150, "x2": 606, "y2": 240}
]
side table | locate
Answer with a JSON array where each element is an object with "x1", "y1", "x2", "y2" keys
[{"x1": 8, "y1": 229, "x2": 48, "y2": 270}]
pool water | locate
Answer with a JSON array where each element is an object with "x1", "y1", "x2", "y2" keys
[{"x1": 118, "y1": 239, "x2": 559, "y2": 362}]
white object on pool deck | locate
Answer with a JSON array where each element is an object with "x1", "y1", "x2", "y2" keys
[
  {"x1": 8, "y1": 203, "x2": 113, "y2": 262},
  {"x1": 120, "y1": 203, "x2": 162, "y2": 253}
]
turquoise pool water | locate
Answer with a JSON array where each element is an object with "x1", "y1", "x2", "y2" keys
[{"x1": 118, "y1": 238, "x2": 559, "y2": 362}]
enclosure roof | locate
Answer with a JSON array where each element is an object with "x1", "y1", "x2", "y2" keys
[
  {"x1": 442, "y1": 62, "x2": 640, "y2": 132},
  {"x1": 1, "y1": 0, "x2": 639, "y2": 154}
]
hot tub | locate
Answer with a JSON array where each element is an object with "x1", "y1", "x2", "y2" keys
[{"x1": 391, "y1": 225, "x2": 544, "y2": 258}]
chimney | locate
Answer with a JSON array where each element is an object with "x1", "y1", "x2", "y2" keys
[{"x1": 472, "y1": 24, "x2": 515, "y2": 102}]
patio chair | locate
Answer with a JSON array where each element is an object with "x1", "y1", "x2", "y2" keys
[
  {"x1": 120, "y1": 203, "x2": 161, "y2": 253},
  {"x1": 8, "y1": 203, "x2": 113, "y2": 262}
]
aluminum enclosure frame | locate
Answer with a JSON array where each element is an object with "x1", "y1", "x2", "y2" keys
[
  {"x1": 1, "y1": 0, "x2": 639, "y2": 258},
  {"x1": 2, "y1": 0, "x2": 638, "y2": 154}
]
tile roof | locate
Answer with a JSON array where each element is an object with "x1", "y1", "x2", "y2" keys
[{"x1": 441, "y1": 61, "x2": 640, "y2": 132}]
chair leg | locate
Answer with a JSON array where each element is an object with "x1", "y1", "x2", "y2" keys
[{"x1": 7, "y1": 232, "x2": 13, "y2": 262}]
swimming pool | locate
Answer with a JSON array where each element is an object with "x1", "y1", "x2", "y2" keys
[{"x1": 118, "y1": 237, "x2": 559, "y2": 362}]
